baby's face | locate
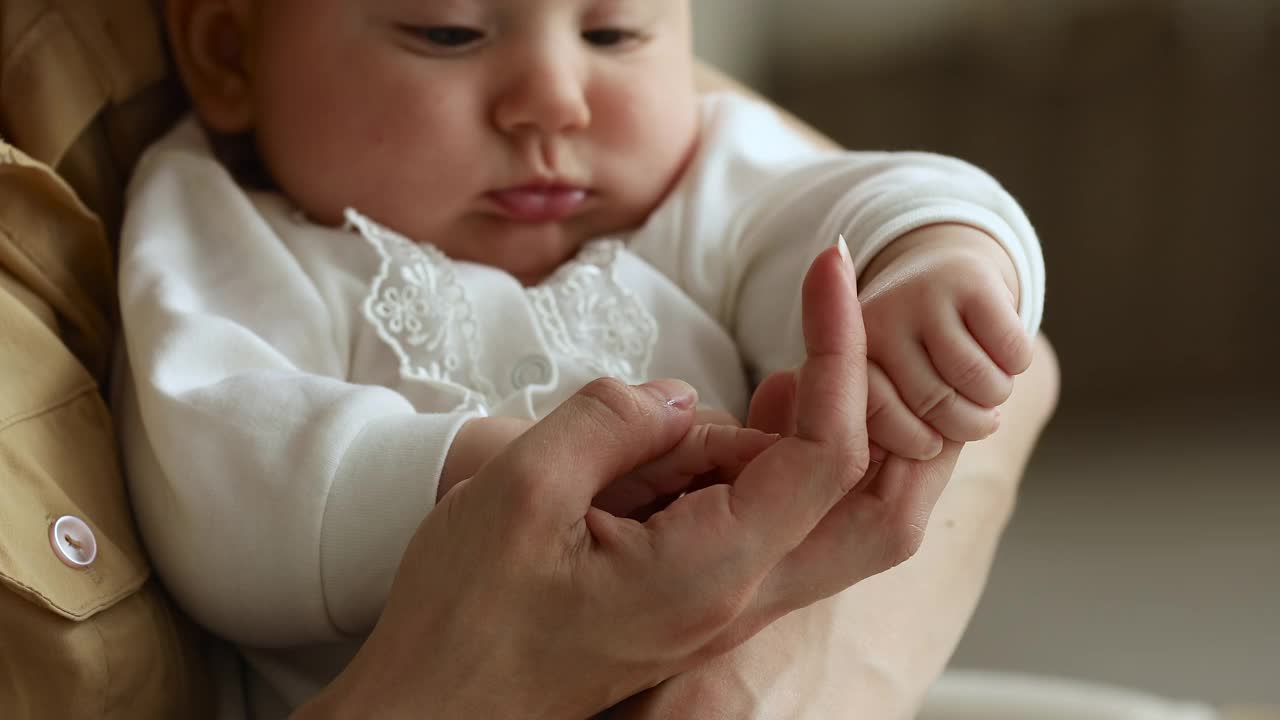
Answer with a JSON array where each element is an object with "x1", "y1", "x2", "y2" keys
[{"x1": 240, "y1": 0, "x2": 698, "y2": 283}]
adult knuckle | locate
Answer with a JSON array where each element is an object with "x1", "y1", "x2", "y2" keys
[
  {"x1": 656, "y1": 581, "x2": 748, "y2": 653},
  {"x1": 884, "y1": 523, "x2": 927, "y2": 568},
  {"x1": 837, "y1": 442, "x2": 871, "y2": 491},
  {"x1": 696, "y1": 593, "x2": 745, "y2": 637},
  {"x1": 851, "y1": 332, "x2": 870, "y2": 368},
  {"x1": 504, "y1": 453, "x2": 548, "y2": 511},
  {"x1": 865, "y1": 391, "x2": 887, "y2": 424},
  {"x1": 694, "y1": 580, "x2": 754, "y2": 640}
]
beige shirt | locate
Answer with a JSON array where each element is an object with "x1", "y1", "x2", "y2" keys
[
  {"x1": 0, "y1": 138, "x2": 210, "y2": 719},
  {"x1": 0, "y1": 1, "x2": 210, "y2": 716}
]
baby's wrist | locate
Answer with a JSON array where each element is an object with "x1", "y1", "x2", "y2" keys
[
  {"x1": 439, "y1": 416, "x2": 536, "y2": 501},
  {"x1": 861, "y1": 223, "x2": 1019, "y2": 304}
]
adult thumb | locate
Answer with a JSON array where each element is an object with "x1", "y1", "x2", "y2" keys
[{"x1": 487, "y1": 377, "x2": 700, "y2": 525}]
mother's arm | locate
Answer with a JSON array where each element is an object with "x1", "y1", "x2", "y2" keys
[
  {"x1": 606, "y1": 64, "x2": 1062, "y2": 719},
  {"x1": 694, "y1": 63, "x2": 839, "y2": 151}
]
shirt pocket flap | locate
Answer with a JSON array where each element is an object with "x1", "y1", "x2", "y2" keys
[{"x1": 0, "y1": 287, "x2": 150, "y2": 620}]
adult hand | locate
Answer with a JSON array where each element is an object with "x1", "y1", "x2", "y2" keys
[
  {"x1": 608, "y1": 337, "x2": 1059, "y2": 720},
  {"x1": 297, "y1": 247, "x2": 910, "y2": 720},
  {"x1": 602, "y1": 448, "x2": 965, "y2": 720}
]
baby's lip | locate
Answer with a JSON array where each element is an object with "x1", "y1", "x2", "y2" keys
[{"x1": 487, "y1": 183, "x2": 590, "y2": 223}]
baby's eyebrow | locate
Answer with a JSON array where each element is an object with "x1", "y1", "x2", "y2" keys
[
  {"x1": 582, "y1": 0, "x2": 661, "y2": 21},
  {"x1": 380, "y1": 0, "x2": 485, "y2": 13}
]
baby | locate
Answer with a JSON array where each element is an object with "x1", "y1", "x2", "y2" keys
[{"x1": 117, "y1": 0, "x2": 1044, "y2": 712}]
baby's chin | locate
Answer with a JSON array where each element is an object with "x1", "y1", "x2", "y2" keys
[
  {"x1": 438, "y1": 223, "x2": 591, "y2": 286},
  {"x1": 489, "y1": 243, "x2": 591, "y2": 287}
]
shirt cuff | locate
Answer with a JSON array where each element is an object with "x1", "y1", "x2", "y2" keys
[{"x1": 319, "y1": 410, "x2": 477, "y2": 634}]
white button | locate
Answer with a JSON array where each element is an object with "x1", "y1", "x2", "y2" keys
[
  {"x1": 49, "y1": 515, "x2": 97, "y2": 568},
  {"x1": 511, "y1": 355, "x2": 553, "y2": 389}
]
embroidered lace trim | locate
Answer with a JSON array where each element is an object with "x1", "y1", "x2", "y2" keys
[
  {"x1": 348, "y1": 210, "x2": 497, "y2": 408},
  {"x1": 347, "y1": 209, "x2": 657, "y2": 405},
  {"x1": 526, "y1": 242, "x2": 657, "y2": 382}
]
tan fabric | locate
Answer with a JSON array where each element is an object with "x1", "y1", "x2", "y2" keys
[
  {"x1": 0, "y1": 0, "x2": 169, "y2": 167},
  {"x1": 0, "y1": 139, "x2": 212, "y2": 719},
  {"x1": 1, "y1": 0, "x2": 183, "y2": 232},
  {"x1": 0, "y1": 141, "x2": 113, "y2": 379},
  {"x1": 1, "y1": 1, "x2": 213, "y2": 711}
]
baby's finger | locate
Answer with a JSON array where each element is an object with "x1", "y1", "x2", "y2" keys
[
  {"x1": 694, "y1": 406, "x2": 742, "y2": 427},
  {"x1": 593, "y1": 425, "x2": 779, "y2": 517},
  {"x1": 963, "y1": 292, "x2": 1034, "y2": 376},
  {"x1": 881, "y1": 336, "x2": 1000, "y2": 442},
  {"x1": 867, "y1": 361, "x2": 943, "y2": 460},
  {"x1": 924, "y1": 309, "x2": 1014, "y2": 408}
]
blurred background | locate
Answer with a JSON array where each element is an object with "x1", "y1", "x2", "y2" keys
[{"x1": 694, "y1": 0, "x2": 1280, "y2": 709}]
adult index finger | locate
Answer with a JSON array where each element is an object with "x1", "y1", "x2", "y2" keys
[
  {"x1": 490, "y1": 377, "x2": 700, "y2": 528},
  {"x1": 793, "y1": 239, "x2": 871, "y2": 450},
  {"x1": 696, "y1": 245, "x2": 874, "y2": 569}
]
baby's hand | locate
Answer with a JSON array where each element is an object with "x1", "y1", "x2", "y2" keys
[{"x1": 856, "y1": 225, "x2": 1034, "y2": 457}]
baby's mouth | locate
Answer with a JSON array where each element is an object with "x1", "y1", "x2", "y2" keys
[{"x1": 487, "y1": 185, "x2": 589, "y2": 223}]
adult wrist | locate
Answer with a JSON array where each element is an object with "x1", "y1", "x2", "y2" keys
[{"x1": 291, "y1": 642, "x2": 539, "y2": 720}]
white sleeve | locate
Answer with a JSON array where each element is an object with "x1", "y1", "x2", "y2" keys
[
  {"x1": 632, "y1": 93, "x2": 1045, "y2": 381},
  {"x1": 117, "y1": 123, "x2": 477, "y2": 646}
]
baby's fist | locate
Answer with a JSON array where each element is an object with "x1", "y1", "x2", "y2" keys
[{"x1": 859, "y1": 225, "x2": 1033, "y2": 447}]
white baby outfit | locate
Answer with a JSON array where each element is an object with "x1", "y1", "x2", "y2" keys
[{"x1": 116, "y1": 92, "x2": 1044, "y2": 716}]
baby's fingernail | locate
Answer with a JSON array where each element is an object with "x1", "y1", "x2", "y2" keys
[
  {"x1": 869, "y1": 443, "x2": 888, "y2": 464},
  {"x1": 641, "y1": 379, "x2": 697, "y2": 411}
]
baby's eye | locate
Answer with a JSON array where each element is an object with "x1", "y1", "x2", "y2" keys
[
  {"x1": 403, "y1": 25, "x2": 485, "y2": 49},
  {"x1": 582, "y1": 28, "x2": 640, "y2": 48}
]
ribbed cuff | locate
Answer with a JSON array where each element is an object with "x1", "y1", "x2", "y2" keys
[{"x1": 319, "y1": 410, "x2": 477, "y2": 634}]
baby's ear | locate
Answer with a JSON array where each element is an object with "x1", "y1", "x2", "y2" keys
[{"x1": 166, "y1": 0, "x2": 255, "y2": 133}]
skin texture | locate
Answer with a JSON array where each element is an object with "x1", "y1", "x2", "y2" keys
[
  {"x1": 169, "y1": 0, "x2": 1035, "y2": 497},
  {"x1": 606, "y1": 67, "x2": 1060, "y2": 720},
  {"x1": 860, "y1": 223, "x2": 1030, "y2": 455},
  {"x1": 607, "y1": 336, "x2": 1058, "y2": 720},
  {"x1": 294, "y1": 247, "x2": 974, "y2": 720},
  {"x1": 689, "y1": 67, "x2": 1033, "y2": 464},
  {"x1": 164, "y1": 4, "x2": 1058, "y2": 716},
  {"x1": 172, "y1": 0, "x2": 699, "y2": 285}
]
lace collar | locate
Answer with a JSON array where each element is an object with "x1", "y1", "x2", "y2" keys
[{"x1": 345, "y1": 209, "x2": 658, "y2": 409}]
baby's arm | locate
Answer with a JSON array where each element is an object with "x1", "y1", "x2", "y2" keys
[
  {"x1": 857, "y1": 223, "x2": 1034, "y2": 458},
  {"x1": 630, "y1": 99, "x2": 1043, "y2": 411},
  {"x1": 438, "y1": 417, "x2": 534, "y2": 500}
]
